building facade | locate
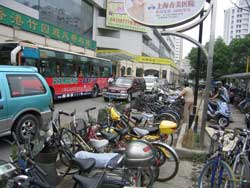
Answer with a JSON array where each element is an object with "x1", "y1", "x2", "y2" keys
[
  {"x1": 0, "y1": 0, "x2": 179, "y2": 83},
  {"x1": 94, "y1": 0, "x2": 178, "y2": 83},
  {"x1": 0, "y1": 0, "x2": 97, "y2": 55},
  {"x1": 224, "y1": 0, "x2": 250, "y2": 44},
  {"x1": 174, "y1": 37, "x2": 183, "y2": 65}
]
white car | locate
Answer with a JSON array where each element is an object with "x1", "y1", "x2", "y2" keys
[{"x1": 144, "y1": 76, "x2": 159, "y2": 93}]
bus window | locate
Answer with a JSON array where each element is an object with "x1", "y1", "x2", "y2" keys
[
  {"x1": 0, "y1": 43, "x2": 17, "y2": 65},
  {"x1": 21, "y1": 58, "x2": 37, "y2": 67},
  {"x1": 61, "y1": 61, "x2": 73, "y2": 77},
  {"x1": 40, "y1": 60, "x2": 57, "y2": 77}
]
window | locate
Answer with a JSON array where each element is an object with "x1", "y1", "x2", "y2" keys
[
  {"x1": 99, "y1": 66, "x2": 110, "y2": 77},
  {"x1": 127, "y1": 67, "x2": 132, "y2": 75},
  {"x1": 14, "y1": 0, "x2": 39, "y2": 10},
  {"x1": 7, "y1": 75, "x2": 46, "y2": 97},
  {"x1": 162, "y1": 70, "x2": 167, "y2": 78},
  {"x1": 39, "y1": 0, "x2": 93, "y2": 39},
  {"x1": 0, "y1": 44, "x2": 17, "y2": 65},
  {"x1": 136, "y1": 68, "x2": 143, "y2": 77},
  {"x1": 99, "y1": 9, "x2": 106, "y2": 17}
]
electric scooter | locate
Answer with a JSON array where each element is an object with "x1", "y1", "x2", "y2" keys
[{"x1": 207, "y1": 95, "x2": 231, "y2": 127}]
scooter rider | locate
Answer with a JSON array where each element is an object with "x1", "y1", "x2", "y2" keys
[{"x1": 211, "y1": 81, "x2": 229, "y2": 103}]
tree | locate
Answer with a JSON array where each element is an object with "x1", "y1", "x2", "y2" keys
[
  {"x1": 187, "y1": 38, "x2": 231, "y2": 80},
  {"x1": 229, "y1": 37, "x2": 250, "y2": 73},
  {"x1": 230, "y1": 0, "x2": 250, "y2": 13}
]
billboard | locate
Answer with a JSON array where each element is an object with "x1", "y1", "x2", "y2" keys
[
  {"x1": 124, "y1": 0, "x2": 206, "y2": 27},
  {"x1": 106, "y1": 0, "x2": 147, "y2": 32}
]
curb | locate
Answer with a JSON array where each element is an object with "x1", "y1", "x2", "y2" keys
[{"x1": 175, "y1": 123, "x2": 209, "y2": 160}]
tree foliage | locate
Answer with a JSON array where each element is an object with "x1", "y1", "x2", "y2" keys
[{"x1": 187, "y1": 36, "x2": 250, "y2": 80}]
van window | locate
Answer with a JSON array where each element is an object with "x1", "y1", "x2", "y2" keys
[{"x1": 7, "y1": 75, "x2": 46, "y2": 97}]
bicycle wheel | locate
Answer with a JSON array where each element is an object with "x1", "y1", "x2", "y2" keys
[
  {"x1": 198, "y1": 159, "x2": 235, "y2": 188},
  {"x1": 232, "y1": 155, "x2": 250, "y2": 188},
  {"x1": 151, "y1": 142, "x2": 179, "y2": 182},
  {"x1": 125, "y1": 166, "x2": 155, "y2": 188}
]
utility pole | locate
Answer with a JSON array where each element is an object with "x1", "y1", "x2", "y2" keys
[
  {"x1": 246, "y1": 56, "x2": 250, "y2": 73},
  {"x1": 200, "y1": 0, "x2": 217, "y2": 147},
  {"x1": 192, "y1": 10, "x2": 204, "y2": 132}
]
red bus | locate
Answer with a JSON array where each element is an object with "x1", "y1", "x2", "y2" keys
[{"x1": 0, "y1": 42, "x2": 112, "y2": 100}]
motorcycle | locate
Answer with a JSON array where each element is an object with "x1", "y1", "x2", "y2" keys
[{"x1": 207, "y1": 96, "x2": 231, "y2": 127}]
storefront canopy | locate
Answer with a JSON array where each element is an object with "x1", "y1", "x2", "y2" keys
[{"x1": 97, "y1": 49, "x2": 135, "y2": 61}]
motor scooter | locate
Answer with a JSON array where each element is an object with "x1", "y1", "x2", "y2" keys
[{"x1": 207, "y1": 96, "x2": 231, "y2": 127}]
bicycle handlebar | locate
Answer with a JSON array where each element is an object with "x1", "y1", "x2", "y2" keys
[
  {"x1": 59, "y1": 110, "x2": 76, "y2": 117},
  {"x1": 85, "y1": 107, "x2": 97, "y2": 112}
]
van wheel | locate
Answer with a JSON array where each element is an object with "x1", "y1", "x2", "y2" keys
[
  {"x1": 14, "y1": 114, "x2": 39, "y2": 143},
  {"x1": 91, "y1": 85, "x2": 98, "y2": 98}
]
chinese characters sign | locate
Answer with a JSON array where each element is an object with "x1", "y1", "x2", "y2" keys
[
  {"x1": 106, "y1": 0, "x2": 147, "y2": 32},
  {"x1": 0, "y1": 5, "x2": 96, "y2": 50},
  {"x1": 124, "y1": 0, "x2": 205, "y2": 27},
  {"x1": 133, "y1": 56, "x2": 177, "y2": 69}
]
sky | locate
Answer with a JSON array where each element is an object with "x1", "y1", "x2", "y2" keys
[{"x1": 182, "y1": 0, "x2": 233, "y2": 57}]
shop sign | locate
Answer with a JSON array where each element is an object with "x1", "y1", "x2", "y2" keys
[
  {"x1": 124, "y1": 0, "x2": 205, "y2": 27},
  {"x1": 0, "y1": 5, "x2": 96, "y2": 50},
  {"x1": 133, "y1": 56, "x2": 177, "y2": 69},
  {"x1": 106, "y1": 0, "x2": 147, "y2": 32}
]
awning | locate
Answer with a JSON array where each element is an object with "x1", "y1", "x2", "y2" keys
[
  {"x1": 97, "y1": 49, "x2": 135, "y2": 61},
  {"x1": 221, "y1": 72, "x2": 250, "y2": 79}
]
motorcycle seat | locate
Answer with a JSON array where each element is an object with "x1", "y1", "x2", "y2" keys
[
  {"x1": 72, "y1": 158, "x2": 96, "y2": 173},
  {"x1": 73, "y1": 174, "x2": 103, "y2": 188},
  {"x1": 131, "y1": 115, "x2": 143, "y2": 124},
  {"x1": 114, "y1": 127, "x2": 129, "y2": 136},
  {"x1": 145, "y1": 126, "x2": 159, "y2": 134},
  {"x1": 133, "y1": 127, "x2": 149, "y2": 137},
  {"x1": 100, "y1": 130, "x2": 118, "y2": 143}
]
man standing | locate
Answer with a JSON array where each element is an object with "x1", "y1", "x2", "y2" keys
[{"x1": 179, "y1": 82, "x2": 194, "y2": 123}]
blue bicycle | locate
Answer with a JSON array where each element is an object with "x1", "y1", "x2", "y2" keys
[{"x1": 198, "y1": 125, "x2": 235, "y2": 188}]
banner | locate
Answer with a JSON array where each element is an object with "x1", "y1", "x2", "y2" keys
[
  {"x1": 0, "y1": 5, "x2": 96, "y2": 50},
  {"x1": 124, "y1": 0, "x2": 205, "y2": 27},
  {"x1": 106, "y1": 0, "x2": 147, "y2": 32},
  {"x1": 133, "y1": 56, "x2": 177, "y2": 69}
]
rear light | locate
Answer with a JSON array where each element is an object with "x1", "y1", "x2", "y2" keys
[{"x1": 143, "y1": 146, "x2": 151, "y2": 152}]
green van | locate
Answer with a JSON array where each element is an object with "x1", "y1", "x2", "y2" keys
[{"x1": 0, "y1": 66, "x2": 53, "y2": 142}]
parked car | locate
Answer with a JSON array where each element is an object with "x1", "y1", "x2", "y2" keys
[
  {"x1": 0, "y1": 66, "x2": 53, "y2": 142},
  {"x1": 144, "y1": 76, "x2": 159, "y2": 93},
  {"x1": 103, "y1": 77, "x2": 145, "y2": 102}
]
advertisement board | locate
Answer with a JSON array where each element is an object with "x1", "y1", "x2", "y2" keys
[
  {"x1": 106, "y1": 0, "x2": 147, "y2": 32},
  {"x1": 124, "y1": 0, "x2": 206, "y2": 27}
]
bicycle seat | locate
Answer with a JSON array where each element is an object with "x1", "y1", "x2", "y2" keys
[
  {"x1": 144, "y1": 126, "x2": 159, "y2": 134},
  {"x1": 72, "y1": 158, "x2": 96, "y2": 173},
  {"x1": 133, "y1": 127, "x2": 149, "y2": 137},
  {"x1": 131, "y1": 115, "x2": 143, "y2": 124},
  {"x1": 73, "y1": 174, "x2": 103, "y2": 188}
]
